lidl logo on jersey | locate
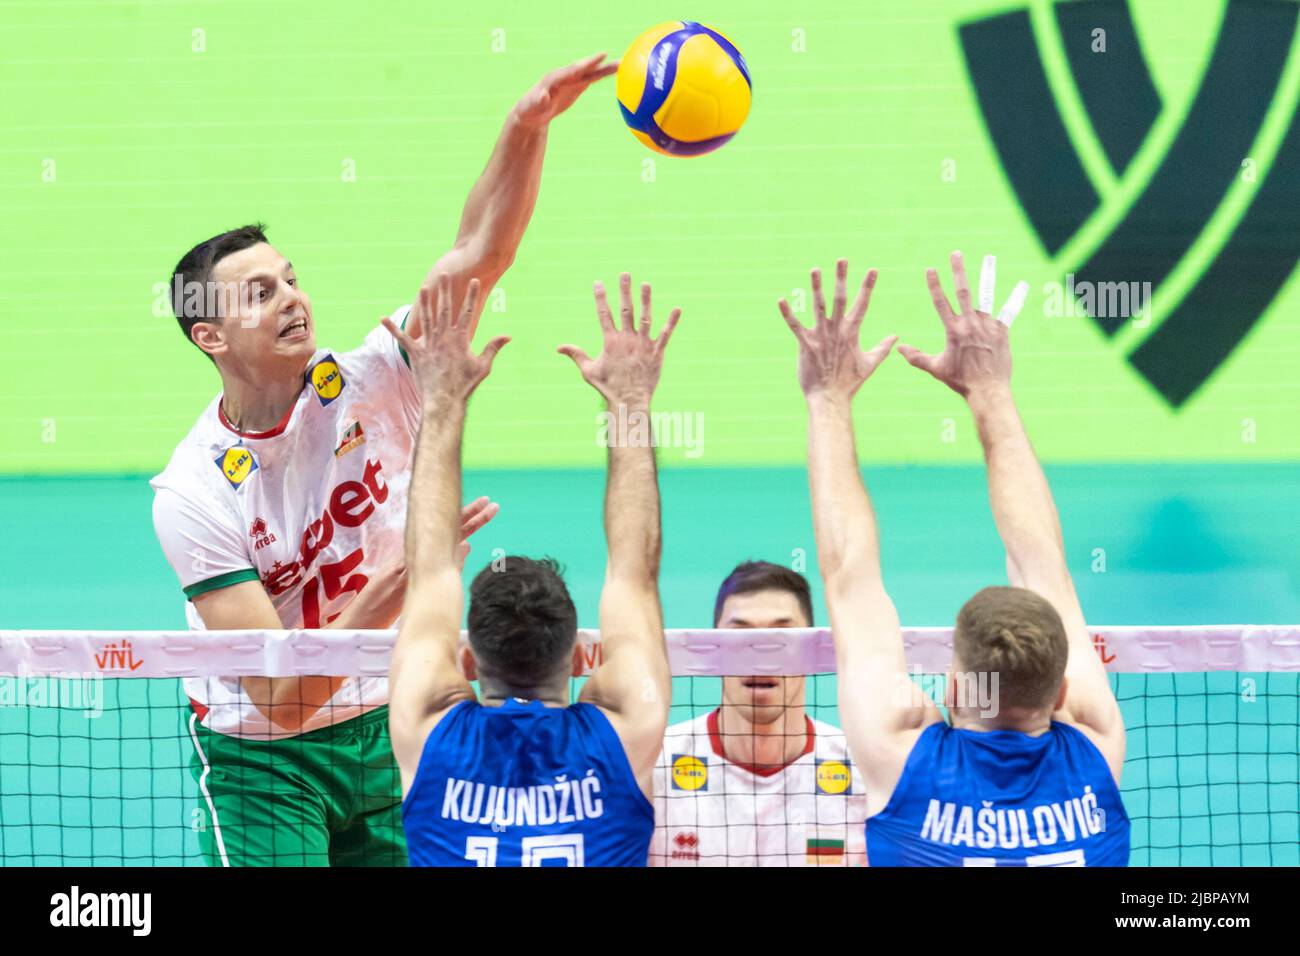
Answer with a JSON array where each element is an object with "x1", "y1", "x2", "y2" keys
[
  {"x1": 815, "y1": 759, "x2": 851, "y2": 795},
  {"x1": 215, "y1": 445, "x2": 258, "y2": 489},
  {"x1": 308, "y1": 354, "x2": 345, "y2": 406},
  {"x1": 670, "y1": 754, "x2": 708, "y2": 791}
]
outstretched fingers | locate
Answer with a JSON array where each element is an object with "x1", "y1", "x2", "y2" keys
[
  {"x1": 639, "y1": 282, "x2": 652, "y2": 337},
  {"x1": 865, "y1": 334, "x2": 899, "y2": 368},
  {"x1": 380, "y1": 315, "x2": 412, "y2": 353},
  {"x1": 925, "y1": 267, "x2": 957, "y2": 325},
  {"x1": 846, "y1": 268, "x2": 878, "y2": 335},
  {"x1": 453, "y1": 278, "x2": 481, "y2": 330},
  {"x1": 654, "y1": 307, "x2": 682, "y2": 352},
  {"x1": 618, "y1": 272, "x2": 635, "y2": 332},
  {"x1": 832, "y1": 259, "x2": 849, "y2": 322},
  {"x1": 778, "y1": 298, "x2": 808, "y2": 343},
  {"x1": 897, "y1": 343, "x2": 939, "y2": 375},
  {"x1": 951, "y1": 251, "x2": 973, "y2": 316},
  {"x1": 557, "y1": 343, "x2": 593, "y2": 374},
  {"x1": 978, "y1": 254, "x2": 997, "y2": 316},
  {"x1": 433, "y1": 273, "x2": 453, "y2": 334},
  {"x1": 811, "y1": 267, "x2": 828, "y2": 326},
  {"x1": 478, "y1": 334, "x2": 510, "y2": 367},
  {"x1": 593, "y1": 281, "x2": 615, "y2": 333}
]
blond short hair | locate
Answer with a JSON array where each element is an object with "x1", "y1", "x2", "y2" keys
[{"x1": 953, "y1": 586, "x2": 1068, "y2": 710}]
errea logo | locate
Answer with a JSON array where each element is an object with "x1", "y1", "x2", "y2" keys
[{"x1": 249, "y1": 517, "x2": 276, "y2": 551}]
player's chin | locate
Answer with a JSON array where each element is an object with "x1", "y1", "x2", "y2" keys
[{"x1": 275, "y1": 332, "x2": 315, "y2": 357}]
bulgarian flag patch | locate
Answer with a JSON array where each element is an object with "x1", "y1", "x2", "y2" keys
[{"x1": 806, "y1": 837, "x2": 845, "y2": 865}]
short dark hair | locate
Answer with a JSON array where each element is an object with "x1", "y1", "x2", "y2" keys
[
  {"x1": 467, "y1": 556, "x2": 579, "y2": 685},
  {"x1": 953, "y1": 586, "x2": 1068, "y2": 710},
  {"x1": 713, "y1": 560, "x2": 814, "y2": 627},
  {"x1": 169, "y1": 223, "x2": 269, "y2": 352}
]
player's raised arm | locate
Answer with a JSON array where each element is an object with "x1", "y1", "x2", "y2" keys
[
  {"x1": 381, "y1": 274, "x2": 510, "y2": 793},
  {"x1": 420, "y1": 53, "x2": 617, "y2": 336},
  {"x1": 779, "y1": 260, "x2": 942, "y2": 812},
  {"x1": 898, "y1": 251, "x2": 1125, "y2": 780},
  {"x1": 563, "y1": 274, "x2": 680, "y2": 794}
]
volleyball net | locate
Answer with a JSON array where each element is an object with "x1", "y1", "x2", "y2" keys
[{"x1": 0, "y1": 626, "x2": 1296, "y2": 866}]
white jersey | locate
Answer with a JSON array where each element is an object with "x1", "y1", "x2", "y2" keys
[
  {"x1": 151, "y1": 309, "x2": 418, "y2": 740},
  {"x1": 651, "y1": 709, "x2": 869, "y2": 866}
]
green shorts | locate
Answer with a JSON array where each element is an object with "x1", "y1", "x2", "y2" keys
[{"x1": 186, "y1": 705, "x2": 407, "y2": 867}]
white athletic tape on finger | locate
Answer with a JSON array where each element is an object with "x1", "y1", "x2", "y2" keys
[
  {"x1": 997, "y1": 281, "x2": 1029, "y2": 326},
  {"x1": 978, "y1": 255, "x2": 997, "y2": 314}
]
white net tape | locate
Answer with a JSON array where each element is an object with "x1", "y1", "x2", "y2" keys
[{"x1": 1, "y1": 625, "x2": 1297, "y2": 677}]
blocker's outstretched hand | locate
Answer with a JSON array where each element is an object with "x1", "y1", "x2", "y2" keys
[
  {"x1": 897, "y1": 251, "x2": 1028, "y2": 398},
  {"x1": 515, "y1": 53, "x2": 619, "y2": 129},
  {"x1": 778, "y1": 259, "x2": 896, "y2": 401},
  {"x1": 382, "y1": 274, "x2": 510, "y2": 407},
  {"x1": 559, "y1": 273, "x2": 681, "y2": 408}
]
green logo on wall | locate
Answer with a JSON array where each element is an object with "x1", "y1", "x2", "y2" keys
[{"x1": 960, "y1": 0, "x2": 1300, "y2": 406}]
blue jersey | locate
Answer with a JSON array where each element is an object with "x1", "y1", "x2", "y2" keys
[
  {"x1": 866, "y1": 722, "x2": 1129, "y2": 867},
  {"x1": 402, "y1": 698, "x2": 654, "y2": 867}
]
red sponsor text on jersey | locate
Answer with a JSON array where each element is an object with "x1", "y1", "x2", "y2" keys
[{"x1": 261, "y1": 457, "x2": 390, "y2": 596}]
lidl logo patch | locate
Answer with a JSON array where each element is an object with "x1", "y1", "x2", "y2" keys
[
  {"x1": 215, "y1": 446, "x2": 258, "y2": 489},
  {"x1": 670, "y1": 754, "x2": 708, "y2": 791},
  {"x1": 815, "y1": 759, "x2": 851, "y2": 795},
  {"x1": 308, "y1": 354, "x2": 345, "y2": 405}
]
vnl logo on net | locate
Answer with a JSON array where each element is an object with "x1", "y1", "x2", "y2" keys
[
  {"x1": 0, "y1": 672, "x2": 104, "y2": 718},
  {"x1": 960, "y1": 0, "x2": 1300, "y2": 407}
]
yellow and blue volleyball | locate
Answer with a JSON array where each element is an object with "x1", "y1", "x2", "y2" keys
[{"x1": 616, "y1": 21, "x2": 751, "y2": 157}]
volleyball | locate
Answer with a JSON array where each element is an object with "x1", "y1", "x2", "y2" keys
[{"x1": 616, "y1": 21, "x2": 752, "y2": 156}]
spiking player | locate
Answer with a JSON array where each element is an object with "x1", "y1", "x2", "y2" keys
[
  {"x1": 651, "y1": 561, "x2": 868, "y2": 866},
  {"x1": 389, "y1": 272, "x2": 680, "y2": 867},
  {"x1": 779, "y1": 253, "x2": 1129, "y2": 866},
  {"x1": 149, "y1": 54, "x2": 617, "y2": 866}
]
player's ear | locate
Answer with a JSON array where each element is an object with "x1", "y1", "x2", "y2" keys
[
  {"x1": 1054, "y1": 676, "x2": 1069, "y2": 713},
  {"x1": 458, "y1": 645, "x2": 478, "y2": 682},
  {"x1": 571, "y1": 641, "x2": 585, "y2": 678},
  {"x1": 191, "y1": 320, "x2": 226, "y2": 357}
]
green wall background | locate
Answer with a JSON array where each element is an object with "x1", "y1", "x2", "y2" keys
[{"x1": 2, "y1": 0, "x2": 1298, "y2": 473}]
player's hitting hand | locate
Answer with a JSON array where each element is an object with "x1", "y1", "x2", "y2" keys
[
  {"x1": 558, "y1": 273, "x2": 681, "y2": 407},
  {"x1": 778, "y1": 259, "x2": 897, "y2": 400},
  {"x1": 382, "y1": 273, "x2": 510, "y2": 407},
  {"x1": 897, "y1": 251, "x2": 1028, "y2": 398},
  {"x1": 514, "y1": 53, "x2": 619, "y2": 129}
]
